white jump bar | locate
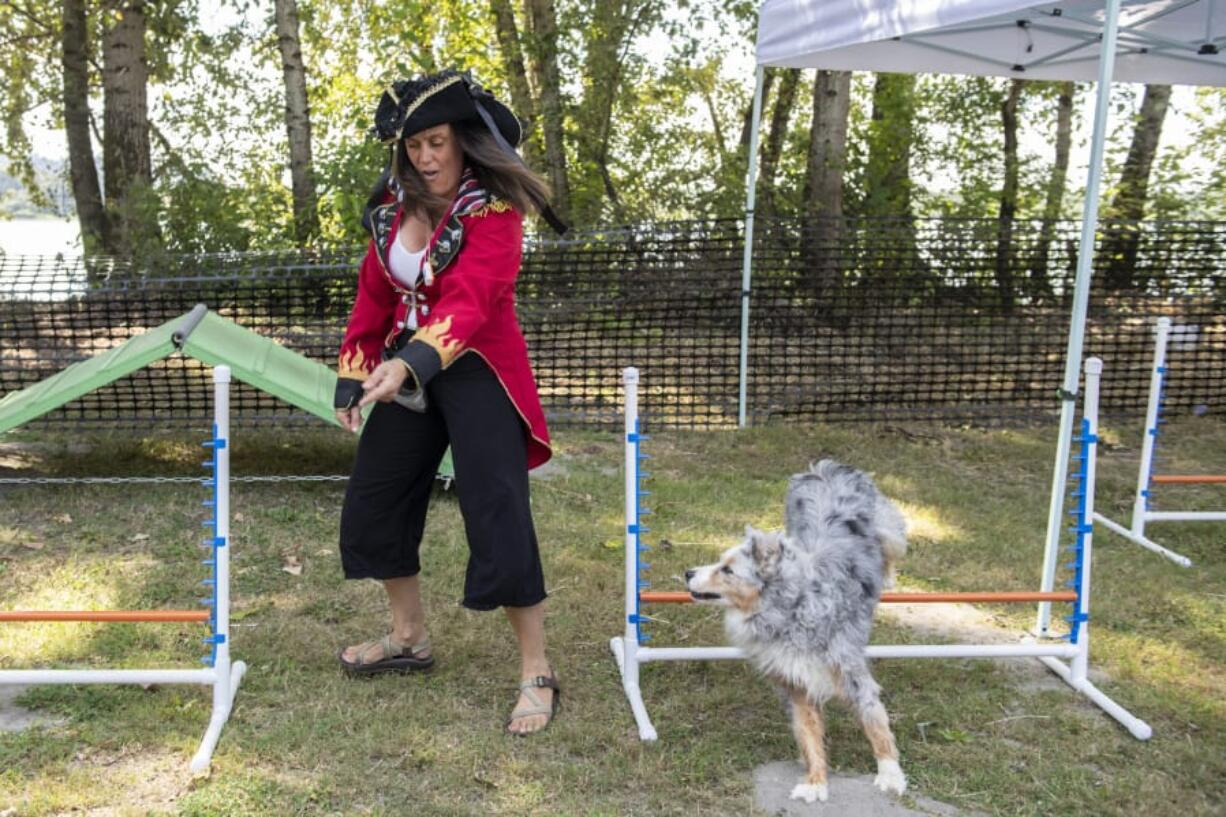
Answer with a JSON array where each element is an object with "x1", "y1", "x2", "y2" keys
[
  {"x1": 0, "y1": 669, "x2": 217, "y2": 685},
  {"x1": 636, "y1": 643, "x2": 1079, "y2": 663},
  {"x1": 1144, "y1": 511, "x2": 1226, "y2": 522}
]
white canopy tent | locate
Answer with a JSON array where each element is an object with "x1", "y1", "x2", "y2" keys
[
  {"x1": 757, "y1": 0, "x2": 1226, "y2": 82},
  {"x1": 738, "y1": 0, "x2": 1225, "y2": 734}
]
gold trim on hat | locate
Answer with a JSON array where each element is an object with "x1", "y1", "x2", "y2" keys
[{"x1": 396, "y1": 75, "x2": 466, "y2": 140}]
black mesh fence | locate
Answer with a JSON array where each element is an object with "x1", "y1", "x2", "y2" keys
[{"x1": 1, "y1": 217, "x2": 1223, "y2": 430}]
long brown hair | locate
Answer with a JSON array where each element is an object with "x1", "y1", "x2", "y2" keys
[{"x1": 390, "y1": 121, "x2": 552, "y2": 225}]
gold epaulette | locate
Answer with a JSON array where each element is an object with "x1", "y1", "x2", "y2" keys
[{"x1": 466, "y1": 199, "x2": 514, "y2": 219}]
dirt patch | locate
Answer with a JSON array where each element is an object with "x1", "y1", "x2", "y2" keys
[
  {"x1": 0, "y1": 685, "x2": 65, "y2": 733},
  {"x1": 68, "y1": 747, "x2": 195, "y2": 815}
]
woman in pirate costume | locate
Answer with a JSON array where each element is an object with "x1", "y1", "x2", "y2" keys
[{"x1": 333, "y1": 70, "x2": 564, "y2": 735}]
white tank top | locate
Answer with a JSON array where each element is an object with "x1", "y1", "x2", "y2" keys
[
  {"x1": 388, "y1": 235, "x2": 426, "y2": 289},
  {"x1": 388, "y1": 234, "x2": 426, "y2": 330}
]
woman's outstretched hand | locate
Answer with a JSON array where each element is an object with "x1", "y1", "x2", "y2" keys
[
  {"x1": 359, "y1": 360, "x2": 411, "y2": 407},
  {"x1": 335, "y1": 406, "x2": 363, "y2": 433}
]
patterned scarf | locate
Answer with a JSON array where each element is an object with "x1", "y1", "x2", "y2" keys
[{"x1": 369, "y1": 168, "x2": 495, "y2": 290}]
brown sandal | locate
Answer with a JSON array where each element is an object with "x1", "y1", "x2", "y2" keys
[
  {"x1": 338, "y1": 635, "x2": 434, "y2": 677},
  {"x1": 506, "y1": 672, "x2": 561, "y2": 736}
]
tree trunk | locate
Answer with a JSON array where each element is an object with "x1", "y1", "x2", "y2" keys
[
  {"x1": 62, "y1": 0, "x2": 111, "y2": 256},
  {"x1": 757, "y1": 67, "x2": 800, "y2": 217},
  {"x1": 1104, "y1": 83, "x2": 1172, "y2": 289},
  {"x1": 802, "y1": 70, "x2": 851, "y2": 303},
  {"x1": 740, "y1": 70, "x2": 776, "y2": 149},
  {"x1": 102, "y1": 0, "x2": 152, "y2": 257},
  {"x1": 1033, "y1": 80, "x2": 1073, "y2": 299},
  {"x1": 862, "y1": 72, "x2": 916, "y2": 217},
  {"x1": 274, "y1": 0, "x2": 319, "y2": 245},
  {"x1": 524, "y1": 0, "x2": 569, "y2": 219},
  {"x1": 862, "y1": 72, "x2": 921, "y2": 291},
  {"x1": 698, "y1": 81, "x2": 726, "y2": 161},
  {"x1": 994, "y1": 78, "x2": 1023, "y2": 311},
  {"x1": 1110, "y1": 83, "x2": 1172, "y2": 220},
  {"x1": 488, "y1": 0, "x2": 540, "y2": 167}
]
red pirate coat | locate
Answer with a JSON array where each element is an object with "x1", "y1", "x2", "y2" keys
[{"x1": 335, "y1": 173, "x2": 551, "y2": 469}]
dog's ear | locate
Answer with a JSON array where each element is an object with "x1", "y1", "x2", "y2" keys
[{"x1": 747, "y1": 527, "x2": 783, "y2": 575}]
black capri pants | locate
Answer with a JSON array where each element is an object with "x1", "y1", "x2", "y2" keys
[{"x1": 339, "y1": 352, "x2": 546, "y2": 610}]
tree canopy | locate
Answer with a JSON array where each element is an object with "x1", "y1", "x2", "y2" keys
[{"x1": 2, "y1": 0, "x2": 1224, "y2": 259}]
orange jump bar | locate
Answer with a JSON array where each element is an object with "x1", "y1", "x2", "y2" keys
[
  {"x1": 640, "y1": 591, "x2": 1078, "y2": 605},
  {"x1": 0, "y1": 610, "x2": 210, "y2": 623},
  {"x1": 1151, "y1": 475, "x2": 1226, "y2": 485}
]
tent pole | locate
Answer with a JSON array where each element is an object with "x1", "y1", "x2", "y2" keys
[
  {"x1": 738, "y1": 65, "x2": 766, "y2": 429},
  {"x1": 1037, "y1": 0, "x2": 1123, "y2": 637}
]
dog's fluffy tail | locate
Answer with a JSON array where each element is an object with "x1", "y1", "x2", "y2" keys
[
  {"x1": 788, "y1": 459, "x2": 908, "y2": 588},
  {"x1": 874, "y1": 494, "x2": 907, "y2": 589}
]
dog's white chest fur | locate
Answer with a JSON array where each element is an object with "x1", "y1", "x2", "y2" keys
[{"x1": 725, "y1": 611, "x2": 841, "y2": 699}]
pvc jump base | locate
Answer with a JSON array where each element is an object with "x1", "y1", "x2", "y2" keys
[
  {"x1": 0, "y1": 366, "x2": 245, "y2": 773},
  {"x1": 1095, "y1": 317, "x2": 1222, "y2": 568},
  {"x1": 610, "y1": 364, "x2": 1152, "y2": 742}
]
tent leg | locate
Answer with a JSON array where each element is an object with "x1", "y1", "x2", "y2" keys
[
  {"x1": 738, "y1": 65, "x2": 765, "y2": 429},
  {"x1": 1037, "y1": 0, "x2": 1123, "y2": 637}
]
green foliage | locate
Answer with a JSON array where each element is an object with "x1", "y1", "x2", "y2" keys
[
  {"x1": 3, "y1": 1, "x2": 1224, "y2": 258},
  {"x1": 0, "y1": 2, "x2": 59, "y2": 212},
  {"x1": 1163, "y1": 88, "x2": 1226, "y2": 221}
]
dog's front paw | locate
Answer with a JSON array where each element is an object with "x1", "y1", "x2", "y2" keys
[
  {"x1": 789, "y1": 782, "x2": 828, "y2": 803},
  {"x1": 873, "y1": 759, "x2": 907, "y2": 796}
]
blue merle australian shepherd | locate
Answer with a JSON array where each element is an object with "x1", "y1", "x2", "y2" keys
[{"x1": 685, "y1": 460, "x2": 908, "y2": 803}]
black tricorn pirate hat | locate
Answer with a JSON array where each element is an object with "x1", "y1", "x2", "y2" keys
[{"x1": 372, "y1": 70, "x2": 522, "y2": 147}]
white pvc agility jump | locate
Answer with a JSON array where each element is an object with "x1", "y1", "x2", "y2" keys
[
  {"x1": 610, "y1": 365, "x2": 1152, "y2": 743},
  {"x1": 0, "y1": 366, "x2": 245, "y2": 773},
  {"x1": 1094, "y1": 317, "x2": 1223, "y2": 568}
]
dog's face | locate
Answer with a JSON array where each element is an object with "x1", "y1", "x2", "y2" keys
[{"x1": 684, "y1": 526, "x2": 783, "y2": 612}]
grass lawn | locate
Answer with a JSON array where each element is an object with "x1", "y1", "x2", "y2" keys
[{"x1": 0, "y1": 416, "x2": 1222, "y2": 816}]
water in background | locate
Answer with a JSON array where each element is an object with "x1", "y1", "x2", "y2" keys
[
  {"x1": 0, "y1": 217, "x2": 80, "y2": 257},
  {"x1": 0, "y1": 218, "x2": 86, "y2": 300}
]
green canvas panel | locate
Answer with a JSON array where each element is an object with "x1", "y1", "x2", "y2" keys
[
  {"x1": 178, "y1": 311, "x2": 455, "y2": 481},
  {"x1": 180, "y1": 311, "x2": 342, "y2": 428},
  {"x1": 0, "y1": 305, "x2": 455, "y2": 481},
  {"x1": 0, "y1": 315, "x2": 180, "y2": 435}
]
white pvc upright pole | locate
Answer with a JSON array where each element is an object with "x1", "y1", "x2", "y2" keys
[
  {"x1": 623, "y1": 366, "x2": 640, "y2": 653},
  {"x1": 609, "y1": 367, "x2": 658, "y2": 740},
  {"x1": 1131, "y1": 317, "x2": 1171, "y2": 535},
  {"x1": 1091, "y1": 317, "x2": 1194, "y2": 566},
  {"x1": 1040, "y1": 357, "x2": 1152, "y2": 740},
  {"x1": 190, "y1": 365, "x2": 247, "y2": 773},
  {"x1": 738, "y1": 66, "x2": 766, "y2": 429},
  {"x1": 1072, "y1": 358, "x2": 1101, "y2": 684},
  {"x1": 1037, "y1": 0, "x2": 1123, "y2": 637}
]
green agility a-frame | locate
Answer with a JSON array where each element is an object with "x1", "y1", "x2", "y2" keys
[{"x1": 0, "y1": 303, "x2": 454, "y2": 481}]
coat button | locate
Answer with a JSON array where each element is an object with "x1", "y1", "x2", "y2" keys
[
  {"x1": 396, "y1": 321, "x2": 405, "y2": 329},
  {"x1": 421, "y1": 305, "x2": 430, "y2": 316},
  {"x1": 401, "y1": 295, "x2": 409, "y2": 303}
]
